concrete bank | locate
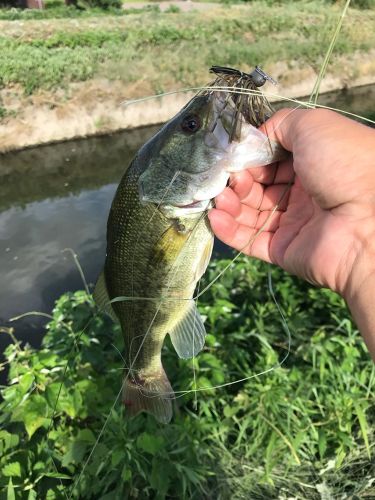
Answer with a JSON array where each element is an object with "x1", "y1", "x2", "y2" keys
[{"x1": 1, "y1": 64, "x2": 374, "y2": 153}]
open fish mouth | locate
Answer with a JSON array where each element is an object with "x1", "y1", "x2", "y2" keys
[
  {"x1": 160, "y1": 199, "x2": 213, "y2": 217},
  {"x1": 174, "y1": 200, "x2": 207, "y2": 209},
  {"x1": 174, "y1": 199, "x2": 214, "y2": 213}
]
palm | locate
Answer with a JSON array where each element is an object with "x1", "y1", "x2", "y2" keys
[
  {"x1": 208, "y1": 109, "x2": 375, "y2": 296},
  {"x1": 208, "y1": 108, "x2": 375, "y2": 358},
  {"x1": 208, "y1": 161, "x2": 358, "y2": 294},
  {"x1": 269, "y1": 175, "x2": 354, "y2": 292}
]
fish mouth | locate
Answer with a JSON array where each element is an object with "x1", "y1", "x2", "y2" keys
[
  {"x1": 160, "y1": 199, "x2": 212, "y2": 217},
  {"x1": 173, "y1": 200, "x2": 207, "y2": 209}
]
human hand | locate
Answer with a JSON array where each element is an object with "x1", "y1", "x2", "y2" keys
[{"x1": 208, "y1": 108, "x2": 375, "y2": 356}]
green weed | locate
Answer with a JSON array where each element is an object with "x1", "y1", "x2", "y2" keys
[
  {"x1": 0, "y1": 4, "x2": 160, "y2": 20},
  {"x1": 165, "y1": 4, "x2": 181, "y2": 13},
  {"x1": 0, "y1": 105, "x2": 7, "y2": 119},
  {"x1": 0, "y1": 257, "x2": 373, "y2": 498}
]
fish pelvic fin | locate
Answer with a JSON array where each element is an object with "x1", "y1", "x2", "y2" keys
[
  {"x1": 169, "y1": 300, "x2": 206, "y2": 359},
  {"x1": 93, "y1": 271, "x2": 118, "y2": 323},
  {"x1": 123, "y1": 369, "x2": 174, "y2": 424}
]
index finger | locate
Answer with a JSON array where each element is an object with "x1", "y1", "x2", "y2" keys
[{"x1": 259, "y1": 107, "x2": 307, "y2": 151}]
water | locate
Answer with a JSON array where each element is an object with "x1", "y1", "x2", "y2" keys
[
  {"x1": 0, "y1": 126, "x2": 160, "y2": 354},
  {"x1": 0, "y1": 85, "x2": 374, "y2": 356}
]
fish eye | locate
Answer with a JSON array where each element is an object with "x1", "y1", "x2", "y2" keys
[{"x1": 181, "y1": 115, "x2": 201, "y2": 133}]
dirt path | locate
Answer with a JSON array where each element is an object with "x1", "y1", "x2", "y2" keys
[{"x1": 122, "y1": 1, "x2": 221, "y2": 12}]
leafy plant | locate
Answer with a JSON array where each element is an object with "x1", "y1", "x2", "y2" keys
[
  {"x1": 165, "y1": 4, "x2": 180, "y2": 13},
  {"x1": 0, "y1": 106, "x2": 7, "y2": 119},
  {"x1": 0, "y1": 256, "x2": 374, "y2": 499},
  {"x1": 85, "y1": 0, "x2": 122, "y2": 11}
]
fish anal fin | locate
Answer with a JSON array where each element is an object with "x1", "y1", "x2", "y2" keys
[
  {"x1": 93, "y1": 271, "x2": 118, "y2": 323},
  {"x1": 169, "y1": 300, "x2": 206, "y2": 359},
  {"x1": 123, "y1": 369, "x2": 174, "y2": 424}
]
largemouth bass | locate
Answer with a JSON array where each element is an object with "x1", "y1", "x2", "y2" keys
[{"x1": 94, "y1": 67, "x2": 285, "y2": 423}]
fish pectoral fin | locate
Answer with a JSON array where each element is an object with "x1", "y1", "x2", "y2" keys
[
  {"x1": 193, "y1": 237, "x2": 214, "y2": 283},
  {"x1": 152, "y1": 224, "x2": 190, "y2": 267},
  {"x1": 169, "y1": 300, "x2": 206, "y2": 359},
  {"x1": 93, "y1": 271, "x2": 118, "y2": 323}
]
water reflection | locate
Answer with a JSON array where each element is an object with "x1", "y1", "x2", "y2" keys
[
  {"x1": 0, "y1": 126, "x2": 160, "y2": 212},
  {"x1": 0, "y1": 127, "x2": 160, "y2": 354},
  {"x1": 1, "y1": 186, "x2": 114, "y2": 316},
  {"x1": 0, "y1": 85, "x2": 374, "y2": 355}
]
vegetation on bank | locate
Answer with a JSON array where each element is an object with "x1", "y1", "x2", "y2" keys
[
  {"x1": 0, "y1": 2, "x2": 374, "y2": 95},
  {"x1": 0, "y1": 3, "x2": 157, "y2": 20},
  {"x1": 1, "y1": 0, "x2": 374, "y2": 19},
  {"x1": 0, "y1": 256, "x2": 374, "y2": 498}
]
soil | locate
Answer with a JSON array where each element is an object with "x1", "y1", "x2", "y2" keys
[{"x1": 123, "y1": 1, "x2": 221, "y2": 11}]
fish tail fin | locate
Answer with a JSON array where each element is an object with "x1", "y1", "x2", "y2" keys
[{"x1": 123, "y1": 369, "x2": 174, "y2": 424}]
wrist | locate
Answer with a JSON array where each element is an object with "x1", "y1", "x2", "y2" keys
[{"x1": 343, "y1": 230, "x2": 375, "y2": 360}]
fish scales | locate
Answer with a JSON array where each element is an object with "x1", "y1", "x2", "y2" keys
[
  {"x1": 105, "y1": 155, "x2": 212, "y2": 377},
  {"x1": 94, "y1": 67, "x2": 285, "y2": 423}
]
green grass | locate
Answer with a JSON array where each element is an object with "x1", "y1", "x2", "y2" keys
[
  {"x1": 0, "y1": 256, "x2": 374, "y2": 498},
  {"x1": 0, "y1": 2, "x2": 374, "y2": 94},
  {"x1": 0, "y1": 4, "x2": 160, "y2": 20}
]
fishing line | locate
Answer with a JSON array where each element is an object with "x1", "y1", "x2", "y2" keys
[
  {"x1": 69, "y1": 383, "x2": 124, "y2": 498},
  {"x1": 10, "y1": 309, "x2": 95, "y2": 499},
  {"x1": 108, "y1": 175, "x2": 294, "y2": 402},
  {"x1": 62, "y1": 248, "x2": 90, "y2": 296},
  {"x1": 26, "y1": 16, "x2": 371, "y2": 487},
  {"x1": 126, "y1": 170, "x2": 182, "y2": 359},
  {"x1": 71, "y1": 187, "x2": 201, "y2": 488},
  {"x1": 93, "y1": 102, "x2": 305, "y2": 432},
  {"x1": 192, "y1": 280, "x2": 201, "y2": 411},
  {"x1": 309, "y1": 0, "x2": 352, "y2": 105},
  {"x1": 98, "y1": 104, "x2": 298, "y2": 402},
  {"x1": 69, "y1": 294, "x2": 170, "y2": 497},
  {"x1": 123, "y1": 86, "x2": 375, "y2": 126},
  {"x1": 51, "y1": 100, "x2": 300, "y2": 491},
  {"x1": 9, "y1": 250, "x2": 100, "y2": 498},
  {"x1": 132, "y1": 188, "x2": 293, "y2": 399},
  {"x1": 94, "y1": 0, "x2": 373, "y2": 488},
  {"x1": 111, "y1": 343, "x2": 131, "y2": 373}
]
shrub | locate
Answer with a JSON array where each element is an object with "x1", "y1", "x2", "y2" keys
[
  {"x1": 86, "y1": 0, "x2": 122, "y2": 10},
  {"x1": 0, "y1": 256, "x2": 374, "y2": 498}
]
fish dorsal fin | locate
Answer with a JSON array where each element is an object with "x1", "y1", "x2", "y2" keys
[
  {"x1": 169, "y1": 300, "x2": 206, "y2": 359},
  {"x1": 93, "y1": 271, "x2": 118, "y2": 323}
]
